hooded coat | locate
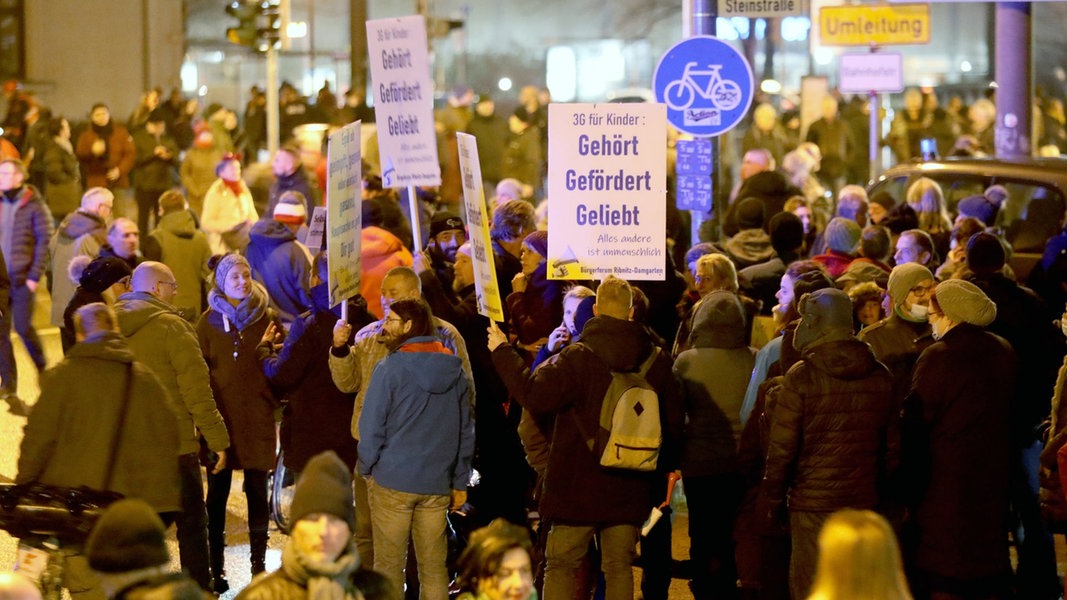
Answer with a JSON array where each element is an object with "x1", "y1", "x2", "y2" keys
[
  {"x1": 49, "y1": 209, "x2": 107, "y2": 327},
  {"x1": 142, "y1": 210, "x2": 212, "y2": 316},
  {"x1": 115, "y1": 292, "x2": 230, "y2": 457},
  {"x1": 759, "y1": 336, "x2": 898, "y2": 515},
  {"x1": 673, "y1": 291, "x2": 757, "y2": 476},
  {"x1": 359, "y1": 226, "x2": 413, "y2": 319},
  {"x1": 245, "y1": 218, "x2": 312, "y2": 323},
  {"x1": 492, "y1": 316, "x2": 685, "y2": 524},
  {"x1": 358, "y1": 336, "x2": 474, "y2": 495},
  {"x1": 16, "y1": 331, "x2": 182, "y2": 513},
  {"x1": 720, "y1": 229, "x2": 775, "y2": 271}
]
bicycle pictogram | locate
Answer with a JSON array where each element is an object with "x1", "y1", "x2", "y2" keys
[{"x1": 663, "y1": 62, "x2": 743, "y2": 112}]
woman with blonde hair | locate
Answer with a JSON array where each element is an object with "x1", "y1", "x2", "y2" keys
[
  {"x1": 807, "y1": 509, "x2": 912, "y2": 600},
  {"x1": 905, "y1": 177, "x2": 952, "y2": 260}
]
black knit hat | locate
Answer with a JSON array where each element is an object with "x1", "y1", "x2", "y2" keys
[
  {"x1": 80, "y1": 257, "x2": 133, "y2": 294},
  {"x1": 735, "y1": 197, "x2": 765, "y2": 230},
  {"x1": 290, "y1": 451, "x2": 356, "y2": 530},
  {"x1": 966, "y1": 231, "x2": 1007, "y2": 275},
  {"x1": 430, "y1": 211, "x2": 464, "y2": 238},
  {"x1": 86, "y1": 499, "x2": 169, "y2": 573}
]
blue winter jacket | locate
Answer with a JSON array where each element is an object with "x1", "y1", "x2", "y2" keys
[{"x1": 358, "y1": 335, "x2": 474, "y2": 495}]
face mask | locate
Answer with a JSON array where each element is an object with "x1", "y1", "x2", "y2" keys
[{"x1": 907, "y1": 303, "x2": 929, "y2": 321}]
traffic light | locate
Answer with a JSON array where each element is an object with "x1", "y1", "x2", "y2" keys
[
  {"x1": 225, "y1": 1, "x2": 260, "y2": 47},
  {"x1": 225, "y1": 0, "x2": 289, "y2": 52},
  {"x1": 427, "y1": 17, "x2": 464, "y2": 39}
]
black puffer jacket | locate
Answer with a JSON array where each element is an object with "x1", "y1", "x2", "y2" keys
[{"x1": 759, "y1": 337, "x2": 898, "y2": 514}]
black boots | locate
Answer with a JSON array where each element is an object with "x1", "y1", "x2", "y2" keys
[
  {"x1": 209, "y1": 529, "x2": 229, "y2": 594},
  {"x1": 250, "y1": 530, "x2": 269, "y2": 576}
]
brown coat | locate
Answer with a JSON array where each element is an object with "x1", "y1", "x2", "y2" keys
[
  {"x1": 16, "y1": 332, "x2": 182, "y2": 512},
  {"x1": 196, "y1": 307, "x2": 280, "y2": 471},
  {"x1": 75, "y1": 124, "x2": 136, "y2": 189}
]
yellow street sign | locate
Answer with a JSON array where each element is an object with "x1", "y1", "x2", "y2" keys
[{"x1": 819, "y1": 3, "x2": 930, "y2": 46}]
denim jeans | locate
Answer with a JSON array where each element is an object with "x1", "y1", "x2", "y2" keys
[
  {"x1": 176, "y1": 453, "x2": 211, "y2": 589},
  {"x1": 354, "y1": 470, "x2": 374, "y2": 568},
  {"x1": 11, "y1": 283, "x2": 44, "y2": 371},
  {"x1": 367, "y1": 479, "x2": 449, "y2": 600},
  {"x1": 543, "y1": 522, "x2": 638, "y2": 600}
]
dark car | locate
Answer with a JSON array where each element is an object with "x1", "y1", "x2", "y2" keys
[{"x1": 868, "y1": 156, "x2": 1067, "y2": 278}]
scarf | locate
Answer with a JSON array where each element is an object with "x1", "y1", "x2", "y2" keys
[
  {"x1": 223, "y1": 178, "x2": 244, "y2": 197},
  {"x1": 280, "y1": 540, "x2": 360, "y2": 600},
  {"x1": 207, "y1": 280, "x2": 269, "y2": 332},
  {"x1": 91, "y1": 121, "x2": 114, "y2": 156}
]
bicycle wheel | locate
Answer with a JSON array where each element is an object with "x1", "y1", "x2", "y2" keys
[
  {"x1": 269, "y1": 450, "x2": 295, "y2": 534},
  {"x1": 711, "y1": 79, "x2": 743, "y2": 111},
  {"x1": 663, "y1": 80, "x2": 695, "y2": 111}
]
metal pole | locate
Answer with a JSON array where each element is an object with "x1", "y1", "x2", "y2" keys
[
  {"x1": 350, "y1": 0, "x2": 367, "y2": 94},
  {"x1": 868, "y1": 91, "x2": 879, "y2": 182},
  {"x1": 994, "y1": 2, "x2": 1031, "y2": 158},
  {"x1": 690, "y1": 0, "x2": 716, "y2": 244},
  {"x1": 308, "y1": 0, "x2": 316, "y2": 90},
  {"x1": 266, "y1": 45, "x2": 280, "y2": 156},
  {"x1": 408, "y1": 185, "x2": 423, "y2": 253}
]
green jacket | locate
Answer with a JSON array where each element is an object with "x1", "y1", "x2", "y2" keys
[
  {"x1": 143, "y1": 210, "x2": 212, "y2": 316},
  {"x1": 16, "y1": 332, "x2": 183, "y2": 512},
  {"x1": 115, "y1": 292, "x2": 230, "y2": 456}
]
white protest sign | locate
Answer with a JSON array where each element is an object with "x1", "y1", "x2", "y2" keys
[
  {"x1": 326, "y1": 121, "x2": 362, "y2": 307},
  {"x1": 366, "y1": 16, "x2": 441, "y2": 188},
  {"x1": 304, "y1": 206, "x2": 327, "y2": 251},
  {"x1": 456, "y1": 133, "x2": 504, "y2": 322},
  {"x1": 547, "y1": 103, "x2": 667, "y2": 280}
]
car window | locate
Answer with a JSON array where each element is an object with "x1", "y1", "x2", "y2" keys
[
  {"x1": 998, "y1": 180, "x2": 1065, "y2": 253},
  {"x1": 870, "y1": 169, "x2": 1066, "y2": 254}
]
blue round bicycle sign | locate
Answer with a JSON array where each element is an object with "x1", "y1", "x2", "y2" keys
[{"x1": 654, "y1": 36, "x2": 754, "y2": 137}]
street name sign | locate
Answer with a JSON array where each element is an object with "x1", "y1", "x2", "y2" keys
[{"x1": 839, "y1": 52, "x2": 904, "y2": 93}]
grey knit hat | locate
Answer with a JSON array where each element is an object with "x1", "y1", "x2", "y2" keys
[
  {"x1": 825, "y1": 217, "x2": 861, "y2": 254},
  {"x1": 213, "y1": 253, "x2": 250, "y2": 292},
  {"x1": 935, "y1": 279, "x2": 997, "y2": 326},
  {"x1": 887, "y1": 263, "x2": 933, "y2": 305}
]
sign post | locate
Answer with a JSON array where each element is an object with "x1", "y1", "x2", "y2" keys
[
  {"x1": 326, "y1": 121, "x2": 363, "y2": 318},
  {"x1": 654, "y1": 35, "x2": 753, "y2": 242},
  {"x1": 456, "y1": 133, "x2": 505, "y2": 322},
  {"x1": 366, "y1": 15, "x2": 440, "y2": 253},
  {"x1": 547, "y1": 103, "x2": 667, "y2": 281}
]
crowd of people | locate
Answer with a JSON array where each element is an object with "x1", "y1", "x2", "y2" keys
[{"x1": 2, "y1": 76, "x2": 1067, "y2": 600}]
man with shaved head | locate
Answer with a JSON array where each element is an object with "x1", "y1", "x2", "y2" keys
[{"x1": 113, "y1": 261, "x2": 229, "y2": 592}]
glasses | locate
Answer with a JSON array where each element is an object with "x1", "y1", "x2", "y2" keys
[
  {"x1": 909, "y1": 285, "x2": 935, "y2": 297},
  {"x1": 384, "y1": 315, "x2": 405, "y2": 324},
  {"x1": 159, "y1": 281, "x2": 179, "y2": 290},
  {"x1": 928, "y1": 311, "x2": 943, "y2": 319}
]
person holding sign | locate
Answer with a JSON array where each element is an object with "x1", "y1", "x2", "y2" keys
[
  {"x1": 489, "y1": 276, "x2": 684, "y2": 600},
  {"x1": 329, "y1": 266, "x2": 475, "y2": 568},
  {"x1": 506, "y1": 230, "x2": 564, "y2": 363}
]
